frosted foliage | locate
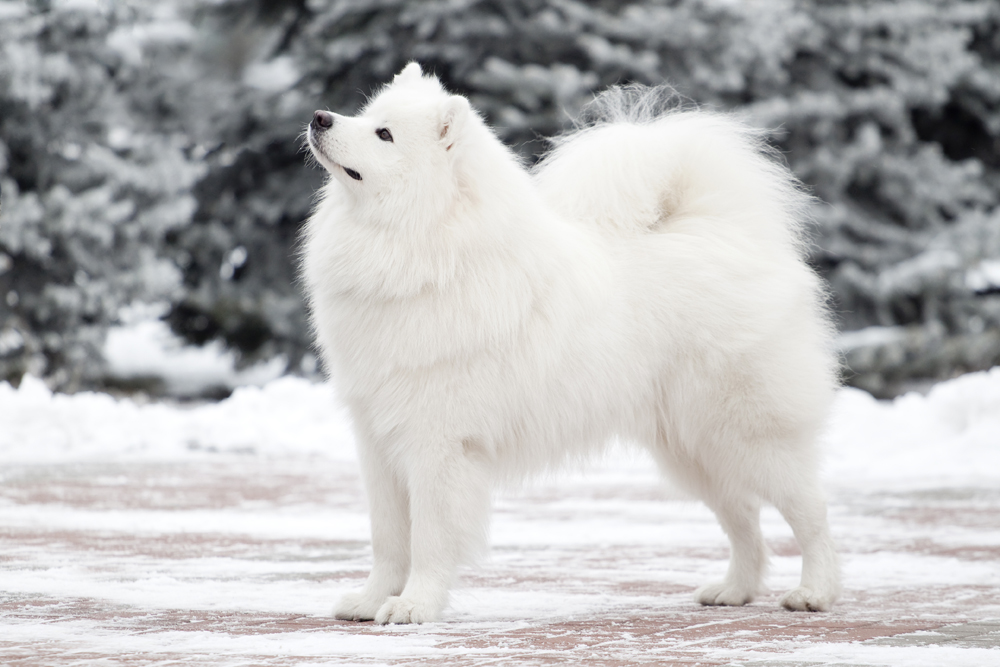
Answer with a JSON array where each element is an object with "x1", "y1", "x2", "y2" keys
[
  {"x1": 2, "y1": 0, "x2": 999, "y2": 395},
  {"x1": 0, "y1": 2, "x2": 204, "y2": 390}
]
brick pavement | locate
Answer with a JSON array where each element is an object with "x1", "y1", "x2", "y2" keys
[{"x1": 1, "y1": 458, "x2": 998, "y2": 665}]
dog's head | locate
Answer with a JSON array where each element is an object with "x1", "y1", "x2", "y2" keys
[{"x1": 307, "y1": 63, "x2": 472, "y2": 211}]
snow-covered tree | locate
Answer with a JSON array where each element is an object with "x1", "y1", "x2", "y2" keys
[
  {"x1": 2, "y1": 0, "x2": 998, "y2": 396},
  {"x1": 198, "y1": 0, "x2": 1000, "y2": 396},
  {"x1": 741, "y1": 1, "x2": 1000, "y2": 395},
  {"x1": 0, "y1": 2, "x2": 203, "y2": 389}
]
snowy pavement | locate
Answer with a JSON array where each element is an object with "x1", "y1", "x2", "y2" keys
[{"x1": 2, "y1": 370, "x2": 1000, "y2": 665}]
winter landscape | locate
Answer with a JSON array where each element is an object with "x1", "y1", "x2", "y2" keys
[
  {"x1": 3, "y1": 1, "x2": 1000, "y2": 665},
  {"x1": 2, "y1": 320, "x2": 1000, "y2": 665}
]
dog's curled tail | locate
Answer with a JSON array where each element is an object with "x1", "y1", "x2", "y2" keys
[
  {"x1": 572, "y1": 83, "x2": 687, "y2": 128},
  {"x1": 534, "y1": 84, "x2": 811, "y2": 251}
]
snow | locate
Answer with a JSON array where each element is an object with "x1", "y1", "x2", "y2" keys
[
  {"x1": 837, "y1": 325, "x2": 909, "y2": 352},
  {"x1": 0, "y1": 373, "x2": 354, "y2": 464},
  {"x1": 2, "y1": 366, "x2": 1000, "y2": 664},
  {"x1": 876, "y1": 248, "x2": 962, "y2": 297},
  {"x1": 822, "y1": 372, "x2": 1000, "y2": 487},
  {"x1": 8, "y1": 360, "x2": 1000, "y2": 484},
  {"x1": 105, "y1": 5, "x2": 197, "y2": 67},
  {"x1": 730, "y1": 644, "x2": 1000, "y2": 667},
  {"x1": 966, "y1": 259, "x2": 1000, "y2": 292},
  {"x1": 0, "y1": 1, "x2": 28, "y2": 20},
  {"x1": 243, "y1": 56, "x2": 301, "y2": 93},
  {"x1": 103, "y1": 314, "x2": 287, "y2": 396}
]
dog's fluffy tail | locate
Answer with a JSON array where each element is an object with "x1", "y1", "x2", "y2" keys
[
  {"x1": 572, "y1": 83, "x2": 685, "y2": 127},
  {"x1": 534, "y1": 85, "x2": 810, "y2": 251}
]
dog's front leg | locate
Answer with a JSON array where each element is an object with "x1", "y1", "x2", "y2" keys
[
  {"x1": 374, "y1": 439, "x2": 491, "y2": 624},
  {"x1": 335, "y1": 441, "x2": 411, "y2": 621}
]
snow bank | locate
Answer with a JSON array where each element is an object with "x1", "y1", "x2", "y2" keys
[
  {"x1": 2, "y1": 367, "x2": 999, "y2": 486},
  {"x1": 0, "y1": 375, "x2": 355, "y2": 464},
  {"x1": 823, "y1": 367, "x2": 1000, "y2": 486},
  {"x1": 103, "y1": 316, "x2": 286, "y2": 396}
]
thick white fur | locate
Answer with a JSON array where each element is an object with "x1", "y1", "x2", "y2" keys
[{"x1": 303, "y1": 63, "x2": 841, "y2": 624}]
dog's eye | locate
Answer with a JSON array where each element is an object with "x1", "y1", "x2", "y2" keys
[{"x1": 376, "y1": 128, "x2": 393, "y2": 142}]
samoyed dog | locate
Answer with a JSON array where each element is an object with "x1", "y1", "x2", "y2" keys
[{"x1": 303, "y1": 63, "x2": 840, "y2": 624}]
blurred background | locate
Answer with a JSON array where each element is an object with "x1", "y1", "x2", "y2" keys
[{"x1": 0, "y1": 0, "x2": 998, "y2": 400}]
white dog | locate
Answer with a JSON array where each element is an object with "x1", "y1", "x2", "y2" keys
[{"x1": 303, "y1": 63, "x2": 840, "y2": 624}]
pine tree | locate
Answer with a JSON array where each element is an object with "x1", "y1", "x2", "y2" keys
[
  {"x1": 0, "y1": 1, "x2": 203, "y2": 389},
  {"x1": 3, "y1": 0, "x2": 998, "y2": 396}
]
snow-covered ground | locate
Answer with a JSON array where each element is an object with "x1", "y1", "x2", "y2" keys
[{"x1": 2, "y1": 362, "x2": 1000, "y2": 665}]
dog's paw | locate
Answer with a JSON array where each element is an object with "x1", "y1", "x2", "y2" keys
[
  {"x1": 334, "y1": 591, "x2": 385, "y2": 621},
  {"x1": 374, "y1": 595, "x2": 439, "y2": 625},
  {"x1": 779, "y1": 586, "x2": 835, "y2": 612},
  {"x1": 694, "y1": 581, "x2": 755, "y2": 607}
]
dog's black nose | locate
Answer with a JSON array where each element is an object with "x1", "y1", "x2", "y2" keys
[{"x1": 312, "y1": 110, "x2": 334, "y2": 130}]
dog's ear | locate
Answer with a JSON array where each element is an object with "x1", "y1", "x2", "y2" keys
[
  {"x1": 439, "y1": 95, "x2": 470, "y2": 151},
  {"x1": 394, "y1": 62, "x2": 423, "y2": 85}
]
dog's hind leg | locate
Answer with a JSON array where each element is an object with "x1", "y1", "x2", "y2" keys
[
  {"x1": 650, "y1": 445, "x2": 767, "y2": 606},
  {"x1": 335, "y1": 435, "x2": 412, "y2": 621},
  {"x1": 694, "y1": 488, "x2": 768, "y2": 606},
  {"x1": 765, "y1": 476, "x2": 840, "y2": 611},
  {"x1": 722, "y1": 433, "x2": 840, "y2": 612}
]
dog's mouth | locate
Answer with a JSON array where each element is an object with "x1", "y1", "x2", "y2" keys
[{"x1": 308, "y1": 130, "x2": 362, "y2": 182}]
